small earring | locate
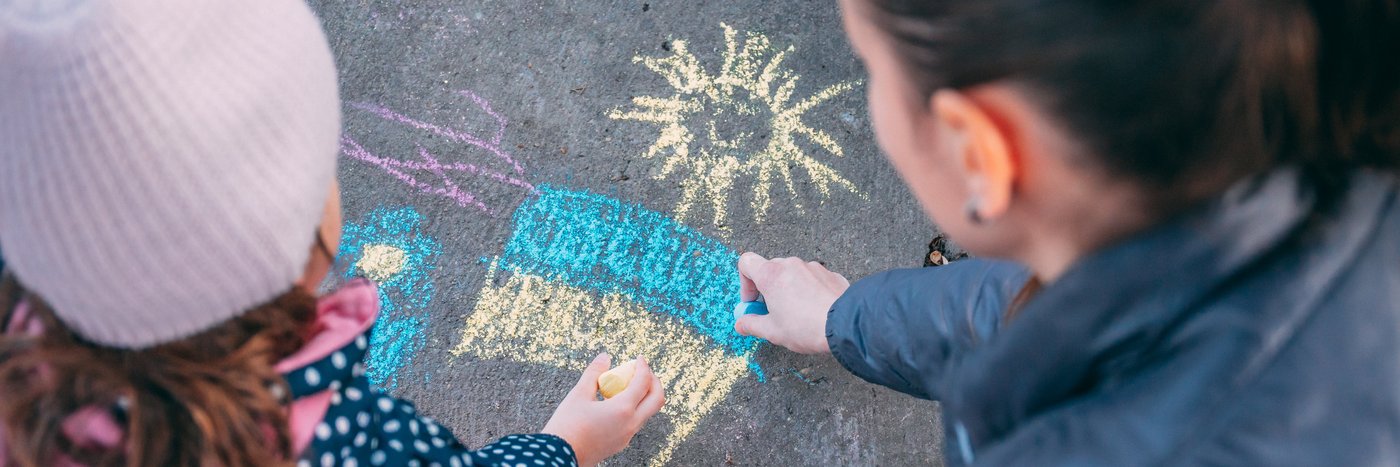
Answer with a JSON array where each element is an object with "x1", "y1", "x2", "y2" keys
[{"x1": 965, "y1": 197, "x2": 986, "y2": 225}]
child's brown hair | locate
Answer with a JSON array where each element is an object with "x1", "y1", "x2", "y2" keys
[{"x1": 0, "y1": 274, "x2": 318, "y2": 466}]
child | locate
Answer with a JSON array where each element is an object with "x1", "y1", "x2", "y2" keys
[
  {"x1": 737, "y1": 0, "x2": 1399, "y2": 465},
  {"x1": 0, "y1": 1, "x2": 663, "y2": 466}
]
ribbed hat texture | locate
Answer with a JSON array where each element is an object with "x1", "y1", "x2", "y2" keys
[{"x1": 0, "y1": 0, "x2": 341, "y2": 348}]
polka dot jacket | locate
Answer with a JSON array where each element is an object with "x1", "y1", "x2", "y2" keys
[{"x1": 285, "y1": 331, "x2": 579, "y2": 467}]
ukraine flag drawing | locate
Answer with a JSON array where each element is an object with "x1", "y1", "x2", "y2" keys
[{"x1": 452, "y1": 185, "x2": 761, "y2": 466}]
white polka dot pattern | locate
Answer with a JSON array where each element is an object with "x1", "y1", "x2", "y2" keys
[{"x1": 289, "y1": 329, "x2": 577, "y2": 467}]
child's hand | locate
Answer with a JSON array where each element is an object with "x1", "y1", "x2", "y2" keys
[
  {"x1": 734, "y1": 252, "x2": 850, "y2": 355},
  {"x1": 543, "y1": 353, "x2": 666, "y2": 467}
]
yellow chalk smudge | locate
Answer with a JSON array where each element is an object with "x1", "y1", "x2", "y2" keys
[
  {"x1": 452, "y1": 266, "x2": 750, "y2": 466},
  {"x1": 355, "y1": 243, "x2": 408, "y2": 282}
]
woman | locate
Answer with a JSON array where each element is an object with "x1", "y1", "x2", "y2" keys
[{"x1": 736, "y1": 0, "x2": 1400, "y2": 465}]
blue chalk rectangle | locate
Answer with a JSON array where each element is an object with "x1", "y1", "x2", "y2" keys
[{"x1": 499, "y1": 185, "x2": 759, "y2": 356}]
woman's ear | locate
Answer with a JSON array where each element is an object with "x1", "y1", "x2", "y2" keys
[{"x1": 931, "y1": 89, "x2": 1017, "y2": 221}]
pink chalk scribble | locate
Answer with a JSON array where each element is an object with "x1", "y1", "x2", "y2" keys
[{"x1": 342, "y1": 90, "x2": 534, "y2": 215}]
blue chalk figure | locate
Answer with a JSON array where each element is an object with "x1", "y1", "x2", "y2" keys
[{"x1": 335, "y1": 207, "x2": 442, "y2": 390}]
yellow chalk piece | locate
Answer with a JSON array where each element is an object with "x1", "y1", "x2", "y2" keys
[
  {"x1": 355, "y1": 243, "x2": 408, "y2": 282},
  {"x1": 452, "y1": 263, "x2": 751, "y2": 466},
  {"x1": 597, "y1": 359, "x2": 638, "y2": 399}
]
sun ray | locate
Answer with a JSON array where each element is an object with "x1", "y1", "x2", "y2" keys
[
  {"x1": 788, "y1": 80, "x2": 862, "y2": 117},
  {"x1": 719, "y1": 24, "x2": 741, "y2": 78},
  {"x1": 778, "y1": 160, "x2": 802, "y2": 209},
  {"x1": 609, "y1": 23, "x2": 865, "y2": 228},
  {"x1": 793, "y1": 124, "x2": 846, "y2": 158},
  {"x1": 750, "y1": 163, "x2": 776, "y2": 224},
  {"x1": 772, "y1": 74, "x2": 801, "y2": 110},
  {"x1": 648, "y1": 127, "x2": 687, "y2": 158},
  {"x1": 756, "y1": 47, "x2": 793, "y2": 105},
  {"x1": 608, "y1": 109, "x2": 681, "y2": 124}
]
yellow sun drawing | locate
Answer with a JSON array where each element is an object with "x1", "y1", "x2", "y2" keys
[{"x1": 608, "y1": 23, "x2": 864, "y2": 228}]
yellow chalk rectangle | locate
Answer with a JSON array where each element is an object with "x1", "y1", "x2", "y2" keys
[{"x1": 452, "y1": 265, "x2": 750, "y2": 466}]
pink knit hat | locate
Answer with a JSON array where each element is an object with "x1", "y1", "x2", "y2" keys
[{"x1": 0, "y1": 0, "x2": 342, "y2": 348}]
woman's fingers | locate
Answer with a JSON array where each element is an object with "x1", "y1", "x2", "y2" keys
[
  {"x1": 799, "y1": 259, "x2": 850, "y2": 293},
  {"x1": 734, "y1": 313, "x2": 774, "y2": 338},
  {"x1": 737, "y1": 252, "x2": 768, "y2": 301},
  {"x1": 832, "y1": 271, "x2": 851, "y2": 288},
  {"x1": 820, "y1": 269, "x2": 850, "y2": 291},
  {"x1": 732, "y1": 253, "x2": 845, "y2": 354}
]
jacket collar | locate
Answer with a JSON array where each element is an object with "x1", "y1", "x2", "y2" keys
[
  {"x1": 944, "y1": 168, "x2": 1395, "y2": 447},
  {"x1": 275, "y1": 278, "x2": 379, "y2": 374}
]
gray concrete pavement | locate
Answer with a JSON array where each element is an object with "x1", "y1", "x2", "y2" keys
[{"x1": 309, "y1": 1, "x2": 944, "y2": 464}]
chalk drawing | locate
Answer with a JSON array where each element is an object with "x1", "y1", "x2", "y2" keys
[
  {"x1": 337, "y1": 206, "x2": 443, "y2": 390},
  {"x1": 341, "y1": 90, "x2": 533, "y2": 215},
  {"x1": 453, "y1": 185, "x2": 761, "y2": 466},
  {"x1": 609, "y1": 23, "x2": 864, "y2": 228},
  {"x1": 456, "y1": 267, "x2": 749, "y2": 467},
  {"x1": 498, "y1": 186, "x2": 761, "y2": 357},
  {"x1": 356, "y1": 244, "x2": 409, "y2": 282}
]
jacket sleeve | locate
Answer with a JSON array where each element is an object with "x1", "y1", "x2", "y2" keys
[
  {"x1": 825, "y1": 259, "x2": 1030, "y2": 400},
  {"x1": 307, "y1": 387, "x2": 580, "y2": 467},
  {"x1": 462, "y1": 433, "x2": 578, "y2": 467}
]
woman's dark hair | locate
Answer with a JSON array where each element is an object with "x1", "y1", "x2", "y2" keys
[
  {"x1": 865, "y1": 0, "x2": 1400, "y2": 211},
  {"x1": 0, "y1": 274, "x2": 318, "y2": 466}
]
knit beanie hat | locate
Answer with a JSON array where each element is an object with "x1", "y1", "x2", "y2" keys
[{"x1": 0, "y1": 0, "x2": 341, "y2": 348}]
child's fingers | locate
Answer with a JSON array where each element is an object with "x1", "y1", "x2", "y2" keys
[
  {"x1": 570, "y1": 353, "x2": 612, "y2": 399},
  {"x1": 635, "y1": 371, "x2": 666, "y2": 421},
  {"x1": 737, "y1": 252, "x2": 768, "y2": 301},
  {"x1": 614, "y1": 357, "x2": 654, "y2": 406}
]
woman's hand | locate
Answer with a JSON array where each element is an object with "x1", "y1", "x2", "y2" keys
[
  {"x1": 734, "y1": 252, "x2": 850, "y2": 355},
  {"x1": 542, "y1": 353, "x2": 666, "y2": 467}
]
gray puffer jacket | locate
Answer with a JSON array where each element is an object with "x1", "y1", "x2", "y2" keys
[{"x1": 827, "y1": 168, "x2": 1400, "y2": 466}]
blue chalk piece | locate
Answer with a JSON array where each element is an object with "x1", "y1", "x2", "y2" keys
[
  {"x1": 740, "y1": 301, "x2": 768, "y2": 315},
  {"x1": 732, "y1": 300, "x2": 769, "y2": 322},
  {"x1": 734, "y1": 294, "x2": 767, "y2": 318}
]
